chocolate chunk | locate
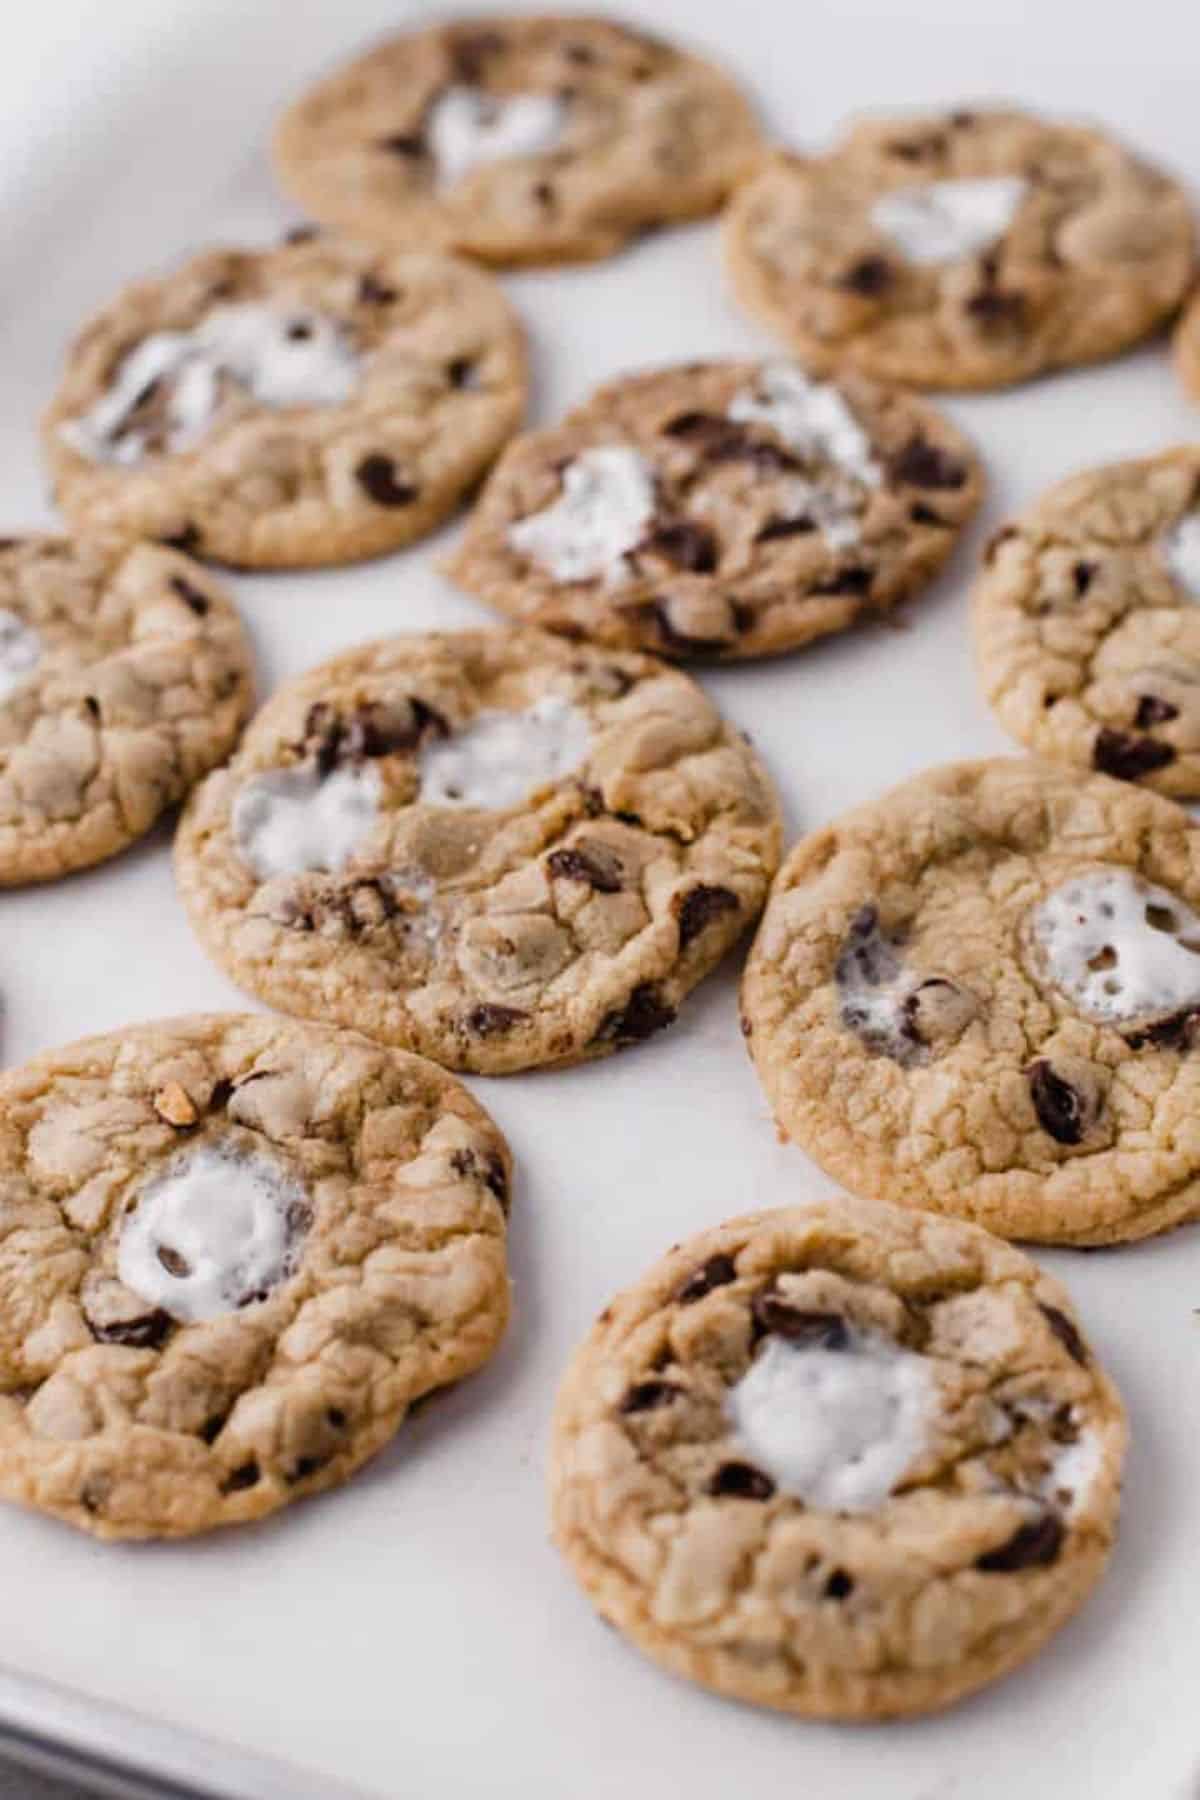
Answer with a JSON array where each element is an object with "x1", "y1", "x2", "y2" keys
[
  {"x1": 975, "y1": 1513, "x2": 1063, "y2": 1572},
  {"x1": 649, "y1": 601, "x2": 731, "y2": 658},
  {"x1": 83, "y1": 695, "x2": 101, "y2": 721},
  {"x1": 619, "y1": 1380, "x2": 680, "y2": 1414},
  {"x1": 839, "y1": 255, "x2": 892, "y2": 296},
  {"x1": 358, "y1": 272, "x2": 398, "y2": 305},
  {"x1": 643, "y1": 519, "x2": 719, "y2": 573},
  {"x1": 465, "y1": 1004, "x2": 528, "y2": 1038},
  {"x1": 199, "y1": 1411, "x2": 229, "y2": 1445},
  {"x1": 755, "y1": 514, "x2": 816, "y2": 543},
  {"x1": 1092, "y1": 728, "x2": 1176, "y2": 782},
  {"x1": 1126, "y1": 1007, "x2": 1200, "y2": 1051},
  {"x1": 547, "y1": 845, "x2": 623, "y2": 892},
  {"x1": 909, "y1": 503, "x2": 946, "y2": 527},
  {"x1": 707, "y1": 1461, "x2": 775, "y2": 1500},
  {"x1": 811, "y1": 565, "x2": 874, "y2": 598},
  {"x1": 675, "y1": 1252, "x2": 737, "y2": 1305},
  {"x1": 966, "y1": 288, "x2": 1026, "y2": 329},
  {"x1": 287, "y1": 1455, "x2": 324, "y2": 1484},
  {"x1": 824, "y1": 1568, "x2": 855, "y2": 1599},
  {"x1": 208, "y1": 1077, "x2": 234, "y2": 1110},
  {"x1": 381, "y1": 132, "x2": 425, "y2": 156},
  {"x1": 284, "y1": 224, "x2": 320, "y2": 244},
  {"x1": 1134, "y1": 694, "x2": 1179, "y2": 729},
  {"x1": 158, "y1": 523, "x2": 201, "y2": 554},
  {"x1": 1039, "y1": 1303, "x2": 1089, "y2": 1366},
  {"x1": 661, "y1": 411, "x2": 799, "y2": 473},
  {"x1": 891, "y1": 436, "x2": 968, "y2": 490},
  {"x1": 90, "y1": 1310, "x2": 172, "y2": 1350},
  {"x1": 1073, "y1": 560, "x2": 1097, "y2": 596},
  {"x1": 595, "y1": 982, "x2": 676, "y2": 1046},
  {"x1": 355, "y1": 454, "x2": 418, "y2": 508},
  {"x1": 662, "y1": 410, "x2": 735, "y2": 448},
  {"x1": 221, "y1": 1461, "x2": 261, "y2": 1494},
  {"x1": 80, "y1": 1477, "x2": 110, "y2": 1515},
  {"x1": 752, "y1": 1295, "x2": 849, "y2": 1349},
  {"x1": 449, "y1": 1146, "x2": 510, "y2": 1213},
  {"x1": 156, "y1": 1245, "x2": 190, "y2": 1278},
  {"x1": 170, "y1": 574, "x2": 210, "y2": 615},
  {"x1": 327, "y1": 1408, "x2": 347, "y2": 1429},
  {"x1": 676, "y1": 884, "x2": 739, "y2": 948},
  {"x1": 446, "y1": 356, "x2": 477, "y2": 388},
  {"x1": 532, "y1": 182, "x2": 555, "y2": 208},
  {"x1": 287, "y1": 321, "x2": 314, "y2": 343},
  {"x1": 1027, "y1": 1060, "x2": 1087, "y2": 1145}
]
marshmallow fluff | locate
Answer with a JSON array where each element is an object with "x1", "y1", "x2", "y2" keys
[
  {"x1": 728, "y1": 363, "x2": 881, "y2": 487},
  {"x1": 419, "y1": 695, "x2": 591, "y2": 809},
  {"x1": 232, "y1": 763, "x2": 381, "y2": 879},
  {"x1": 508, "y1": 446, "x2": 656, "y2": 584},
  {"x1": 118, "y1": 1143, "x2": 308, "y2": 1323},
  {"x1": 726, "y1": 1327, "x2": 938, "y2": 1512},
  {"x1": 775, "y1": 476, "x2": 864, "y2": 551},
  {"x1": 1162, "y1": 510, "x2": 1200, "y2": 600},
  {"x1": 1042, "y1": 1428, "x2": 1104, "y2": 1518},
  {"x1": 61, "y1": 303, "x2": 361, "y2": 465},
  {"x1": 0, "y1": 610, "x2": 42, "y2": 702},
  {"x1": 427, "y1": 86, "x2": 568, "y2": 187},
  {"x1": 870, "y1": 176, "x2": 1028, "y2": 266},
  {"x1": 1033, "y1": 867, "x2": 1200, "y2": 1023}
]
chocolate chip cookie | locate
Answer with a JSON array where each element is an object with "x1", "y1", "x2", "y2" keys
[
  {"x1": 1174, "y1": 284, "x2": 1200, "y2": 402},
  {"x1": 550, "y1": 1195, "x2": 1124, "y2": 1720},
  {"x1": 448, "y1": 360, "x2": 983, "y2": 660},
  {"x1": 975, "y1": 449, "x2": 1200, "y2": 794},
  {"x1": 0, "y1": 1012, "x2": 511, "y2": 1539},
  {"x1": 0, "y1": 536, "x2": 251, "y2": 885},
  {"x1": 272, "y1": 16, "x2": 765, "y2": 266},
  {"x1": 742, "y1": 756, "x2": 1200, "y2": 1245},
  {"x1": 725, "y1": 109, "x2": 1194, "y2": 389},
  {"x1": 43, "y1": 235, "x2": 526, "y2": 568},
  {"x1": 175, "y1": 628, "x2": 781, "y2": 1073}
]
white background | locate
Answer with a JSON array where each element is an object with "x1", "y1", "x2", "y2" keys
[{"x1": 1, "y1": 2, "x2": 1199, "y2": 1796}]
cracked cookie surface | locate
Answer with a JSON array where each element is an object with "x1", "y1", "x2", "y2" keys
[
  {"x1": 43, "y1": 236, "x2": 526, "y2": 568},
  {"x1": 449, "y1": 360, "x2": 983, "y2": 661},
  {"x1": 725, "y1": 108, "x2": 1194, "y2": 389},
  {"x1": 742, "y1": 757, "x2": 1200, "y2": 1244},
  {"x1": 0, "y1": 1012, "x2": 511, "y2": 1539},
  {"x1": 0, "y1": 536, "x2": 252, "y2": 885},
  {"x1": 550, "y1": 1195, "x2": 1124, "y2": 1720},
  {"x1": 175, "y1": 627, "x2": 781, "y2": 1073},
  {"x1": 273, "y1": 16, "x2": 765, "y2": 266},
  {"x1": 974, "y1": 449, "x2": 1200, "y2": 795}
]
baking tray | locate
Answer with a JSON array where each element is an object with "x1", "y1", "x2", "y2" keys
[{"x1": 1, "y1": 0, "x2": 1198, "y2": 1794}]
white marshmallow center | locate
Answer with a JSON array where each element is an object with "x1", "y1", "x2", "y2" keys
[
  {"x1": 427, "y1": 86, "x2": 567, "y2": 186},
  {"x1": 0, "y1": 610, "x2": 42, "y2": 702},
  {"x1": 870, "y1": 176, "x2": 1028, "y2": 266},
  {"x1": 508, "y1": 446, "x2": 656, "y2": 584},
  {"x1": 728, "y1": 362, "x2": 881, "y2": 487},
  {"x1": 726, "y1": 1328, "x2": 938, "y2": 1513},
  {"x1": 1162, "y1": 511, "x2": 1200, "y2": 600},
  {"x1": 418, "y1": 695, "x2": 590, "y2": 809},
  {"x1": 1033, "y1": 867, "x2": 1200, "y2": 1023},
  {"x1": 232, "y1": 763, "x2": 381, "y2": 879}
]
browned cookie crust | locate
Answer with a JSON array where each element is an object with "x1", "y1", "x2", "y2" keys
[
  {"x1": 551, "y1": 1198, "x2": 1124, "y2": 1720},
  {"x1": 974, "y1": 449, "x2": 1200, "y2": 795},
  {"x1": 175, "y1": 628, "x2": 781, "y2": 1074},
  {"x1": 273, "y1": 16, "x2": 765, "y2": 266},
  {"x1": 0, "y1": 1013, "x2": 511, "y2": 1539},
  {"x1": 449, "y1": 360, "x2": 983, "y2": 661},
  {"x1": 725, "y1": 109, "x2": 1194, "y2": 390},
  {"x1": 1175, "y1": 284, "x2": 1200, "y2": 401},
  {"x1": 742, "y1": 757, "x2": 1200, "y2": 1245},
  {"x1": 0, "y1": 536, "x2": 252, "y2": 885},
  {"x1": 43, "y1": 236, "x2": 526, "y2": 569}
]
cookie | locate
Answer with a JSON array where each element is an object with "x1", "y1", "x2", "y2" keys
[
  {"x1": 0, "y1": 1012, "x2": 511, "y2": 1539},
  {"x1": 1174, "y1": 284, "x2": 1200, "y2": 401},
  {"x1": 0, "y1": 536, "x2": 251, "y2": 885},
  {"x1": 550, "y1": 1195, "x2": 1124, "y2": 1720},
  {"x1": 974, "y1": 449, "x2": 1200, "y2": 795},
  {"x1": 272, "y1": 16, "x2": 765, "y2": 267},
  {"x1": 741, "y1": 755, "x2": 1200, "y2": 1245},
  {"x1": 174, "y1": 627, "x2": 781, "y2": 1074},
  {"x1": 42, "y1": 236, "x2": 527, "y2": 568},
  {"x1": 448, "y1": 359, "x2": 983, "y2": 660},
  {"x1": 725, "y1": 108, "x2": 1194, "y2": 389}
]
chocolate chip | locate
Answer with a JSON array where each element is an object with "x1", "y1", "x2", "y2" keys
[
  {"x1": 662, "y1": 412, "x2": 800, "y2": 473},
  {"x1": 80, "y1": 1477, "x2": 110, "y2": 1515},
  {"x1": 675, "y1": 1252, "x2": 737, "y2": 1305},
  {"x1": 649, "y1": 601, "x2": 731, "y2": 658},
  {"x1": 284, "y1": 224, "x2": 320, "y2": 244},
  {"x1": 1027, "y1": 1060, "x2": 1087, "y2": 1145},
  {"x1": 1126, "y1": 1007, "x2": 1200, "y2": 1051},
  {"x1": 327, "y1": 1408, "x2": 347, "y2": 1429},
  {"x1": 381, "y1": 132, "x2": 425, "y2": 156},
  {"x1": 975, "y1": 1513, "x2": 1063, "y2": 1572},
  {"x1": 1092, "y1": 728, "x2": 1176, "y2": 782},
  {"x1": 966, "y1": 288, "x2": 1026, "y2": 329},
  {"x1": 355, "y1": 454, "x2": 418, "y2": 508},
  {"x1": 662, "y1": 410, "x2": 733, "y2": 447},
  {"x1": 546, "y1": 845, "x2": 623, "y2": 892},
  {"x1": 287, "y1": 320, "x2": 313, "y2": 341},
  {"x1": 811, "y1": 565, "x2": 874, "y2": 598},
  {"x1": 1073, "y1": 560, "x2": 1097, "y2": 596},
  {"x1": 891, "y1": 436, "x2": 968, "y2": 490},
  {"x1": 169, "y1": 574, "x2": 210, "y2": 615},
  {"x1": 208, "y1": 1078, "x2": 233, "y2": 1110},
  {"x1": 676, "y1": 884, "x2": 739, "y2": 949},
  {"x1": 1039, "y1": 1302, "x2": 1089, "y2": 1366},
  {"x1": 909, "y1": 502, "x2": 946, "y2": 527},
  {"x1": 446, "y1": 356, "x2": 477, "y2": 388},
  {"x1": 287, "y1": 1455, "x2": 323, "y2": 1484},
  {"x1": 752, "y1": 1295, "x2": 849, "y2": 1349},
  {"x1": 643, "y1": 520, "x2": 719, "y2": 573},
  {"x1": 839, "y1": 255, "x2": 892, "y2": 296},
  {"x1": 824, "y1": 1568, "x2": 855, "y2": 1599},
  {"x1": 1135, "y1": 694, "x2": 1179, "y2": 729},
  {"x1": 220, "y1": 1461, "x2": 260, "y2": 1494},
  {"x1": 465, "y1": 1003, "x2": 528, "y2": 1038},
  {"x1": 595, "y1": 982, "x2": 676, "y2": 1046},
  {"x1": 90, "y1": 1310, "x2": 172, "y2": 1350},
  {"x1": 158, "y1": 523, "x2": 201, "y2": 554},
  {"x1": 450, "y1": 1146, "x2": 510, "y2": 1213},
  {"x1": 83, "y1": 695, "x2": 100, "y2": 721},
  {"x1": 707, "y1": 1461, "x2": 775, "y2": 1500},
  {"x1": 358, "y1": 272, "x2": 398, "y2": 305},
  {"x1": 619, "y1": 1380, "x2": 680, "y2": 1414},
  {"x1": 156, "y1": 1245, "x2": 191, "y2": 1278},
  {"x1": 199, "y1": 1412, "x2": 229, "y2": 1445},
  {"x1": 532, "y1": 181, "x2": 555, "y2": 208},
  {"x1": 755, "y1": 514, "x2": 816, "y2": 543}
]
